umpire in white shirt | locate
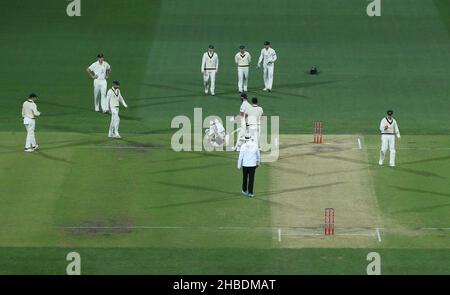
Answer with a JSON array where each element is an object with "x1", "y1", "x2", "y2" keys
[
  {"x1": 86, "y1": 53, "x2": 112, "y2": 113},
  {"x1": 237, "y1": 136, "x2": 260, "y2": 197},
  {"x1": 22, "y1": 93, "x2": 41, "y2": 152}
]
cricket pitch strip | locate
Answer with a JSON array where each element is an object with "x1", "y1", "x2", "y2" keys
[{"x1": 267, "y1": 135, "x2": 382, "y2": 248}]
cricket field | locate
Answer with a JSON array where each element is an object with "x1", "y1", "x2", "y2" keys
[{"x1": 0, "y1": 0, "x2": 449, "y2": 274}]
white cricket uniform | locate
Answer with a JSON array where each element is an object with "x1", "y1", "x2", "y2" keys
[
  {"x1": 235, "y1": 51, "x2": 251, "y2": 92},
  {"x1": 22, "y1": 100, "x2": 41, "y2": 149},
  {"x1": 378, "y1": 117, "x2": 401, "y2": 166},
  {"x1": 201, "y1": 51, "x2": 219, "y2": 95},
  {"x1": 246, "y1": 104, "x2": 264, "y2": 145},
  {"x1": 107, "y1": 87, "x2": 128, "y2": 138},
  {"x1": 88, "y1": 61, "x2": 111, "y2": 112},
  {"x1": 235, "y1": 100, "x2": 252, "y2": 150},
  {"x1": 258, "y1": 48, "x2": 277, "y2": 90}
]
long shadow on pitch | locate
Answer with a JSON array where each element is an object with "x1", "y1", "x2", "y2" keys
[
  {"x1": 257, "y1": 181, "x2": 345, "y2": 197},
  {"x1": 390, "y1": 186, "x2": 450, "y2": 199}
]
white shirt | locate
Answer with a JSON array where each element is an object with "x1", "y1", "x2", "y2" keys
[
  {"x1": 246, "y1": 104, "x2": 263, "y2": 125},
  {"x1": 238, "y1": 141, "x2": 260, "y2": 168},
  {"x1": 107, "y1": 88, "x2": 127, "y2": 108},
  {"x1": 201, "y1": 51, "x2": 219, "y2": 71},
  {"x1": 235, "y1": 51, "x2": 251, "y2": 67},
  {"x1": 379, "y1": 117, "x2": 400, "y2": 138},
  {"x1": 22, "y1": 100, "x2": 40, "y2": 119},
  {"x1": 258, "y1": 47, "x2": 277, "y2": 66},
  {"x1": 88, "y1": 61, "x2": 111, "y2": 80},
  {"x1": 240, "y1": 100, "x2": 252, "y2": 114}
]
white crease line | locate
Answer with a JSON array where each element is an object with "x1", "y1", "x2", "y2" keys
[
  {"x1": 357, "y1": 138, "x2": 362, "y2": 150},
  {"x1": 78, "y1": 146, "x2": 163, "y2": 149},
  {"x1": 376, "y1": 228, "x2": 382, "y2": 242},
  {"x1": 278, "y1": 228, "x2": 282, "y2": 242}
]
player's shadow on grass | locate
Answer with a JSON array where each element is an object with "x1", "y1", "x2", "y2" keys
[
  {"x1": 257, "y1": 181, "x2": 345, "y2": 197},
  {"x1": 31, "y1": 151, "x2": 75, "y2": 164},
  {"x1": 150, "y1": 182, "x2": 240, "y2": 209},
  {"x1": 390, "y1": 186, "x2": 450, "y2": 199},
  {"x1": 311, "y1": 153, "x2": 446, "y2": 179}
]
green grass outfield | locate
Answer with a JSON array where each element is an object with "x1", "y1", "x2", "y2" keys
[{"x1": 0, "y1": 0, "x2": 449, "y2": 274}]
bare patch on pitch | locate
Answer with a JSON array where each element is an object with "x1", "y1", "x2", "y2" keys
[
  {"x1": 268, "y1": 135, "x2": 382, "y2": 248},
  {"x1": 61, "y1": 218, "x2": 134, "y2": 236}
]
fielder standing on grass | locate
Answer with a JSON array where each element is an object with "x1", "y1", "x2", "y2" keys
[
  {"x1": 232, "y1": 93, "x2": 251, "y2": 151},
  {"x1": 201, "y1": 45, "x2": 219, "y2": 96},
  {"x1": 257, "y1": 41, "x2": 277, "y2": 92},
  {"x1": 237, "y1": 136, "x2": 260, "y2": 197},
  {"x1": 107, "y1": 80, "x2": 128, "y2": 139},
  {"x1": 86, "y1": 53, "x2": 111, "y2": 113},
  {"x1": 22, "y1": 93, "x2": 41, "y2": 152},
  {"x1": 235, "y1": 45, "x2": 251, "y2": 93},
  {"x1": 379, "y1": 110, "x2": 401, "y2": 167},
  {"x1": 246, "y1": 97, "x2": 264, "y2": 146}
]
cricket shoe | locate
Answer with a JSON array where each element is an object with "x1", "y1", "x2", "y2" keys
[
  {"x1": 114, "y1": 134, "x2": 122, "y2": 139},
  {"x1": 247, "y1": 193, "x2": 254, "y2": 198},
  {"x1": 378, "y1": 160, "x2": 383, "y2": 166},
  {"x1": 32, "y1": 145, "x2": 39, "y2": 151},
  {"x1": 24, "y1": 148, "x2": 34, "y2": 152},
  {"x1": 211, "y1": 92, "x2": 215, "y2": 96},
  {"x1": 204, "y1": 89, "x2": 208, "y2": 94},
  {"x1": 262, "y1": 88, "x2": 267, "y2": 91},
  {"x1": 242, "y1": 190, "x2": 248, "y2": 196}
]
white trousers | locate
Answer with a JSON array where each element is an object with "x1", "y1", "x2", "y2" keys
[
  {"x1": 237, "y1": 67, "x2": 249, "y2": 92},
  {"x1": 235, "y1": 122, "x2": 248, "y2": 150},
  {"x1": 263, "y1": 64, "x2": 274, "y2": 90},
  {"x1": 248, "y1": 125, "x2": 260, "y2": 146},
  {"x1": 93, "y1": 79, "x2": 107, "y2": 112},
  {"x1": 109, "y1": 107, "x2": 120, "y2": 137},
  {"x1": 203, "y1": 70, "x2": 216, "y2": 94},
  {"x1": 379, "y1": 134, "x2": 396, "y2": 166},
  {"x1": 24, "y1": 119, "x2": 36, "y2": 149}
]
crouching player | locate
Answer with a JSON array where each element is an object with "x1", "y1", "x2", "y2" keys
[
  {"x1": 205, "y1": 119, "x2": 226, "y2": 147},
  {"x1": 107, "y1": 80, "x2": 128, "y2": 139}
]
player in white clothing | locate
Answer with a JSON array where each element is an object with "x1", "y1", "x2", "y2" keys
[
  {"x1": 201, "y1": 45, "x2": 219, "y2": 96},
  {"x1": 21, "y1": 93, "x2": 41, "y2": 152},
  {"x1": 231, "y1": 93, "x2": 252, "y2": 151},
  {"x1": 86, "y1": 53, "x2": 111, "y2": 113},
  {"x1": 246, "y1": 97, "x2": 264, "y2": 146},
  {"x1": 257, "y1": 41, "x2": 277, "y2": 92},
  {"x1": 378, "y1": 110, "x2": 401, "y2": 167},
  {"x1": 107, "y1": 80, "x2": 128, "y2": 139},
  {"x1": 234, "y1": 45, "x2": 251, "y2": 93}
]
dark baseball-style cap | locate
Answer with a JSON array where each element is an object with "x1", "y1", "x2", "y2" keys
[
  {"x1": 97, "y1": 53, "x2": 104, "y2": 58},
  {"x1": 240, "y1": 93, "x2": 247, "y2": 99},
  {"x1": 239, "y1": 45, "x2": 245, "y2": 49},
  {"x1": 208, "y1": 45, "x2": 214, "y2": 49},
  {"x1": 29, "y1": 93, "x2": 38, "y2": 98},
  {"x1": 387, "y1": 110, "x2": 393, "y2": 115},
  {"x1": 112, "y1": 80, "x2": 120, "y2": 86},
  {"x1": 264, "y1": 41, "x2": 270, "y2": 45}
]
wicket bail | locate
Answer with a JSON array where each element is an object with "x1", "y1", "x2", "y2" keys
[
  {"x1": 313, "y1": 121, "x2": 323, "y2": 144},
  {"x1": 324, "y1": 208, "x2": 335, "y2": 236}
]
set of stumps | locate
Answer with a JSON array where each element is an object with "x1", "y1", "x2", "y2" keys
[{"x1": 313, "y1": 121, "x2": 334, "y2": 236}]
